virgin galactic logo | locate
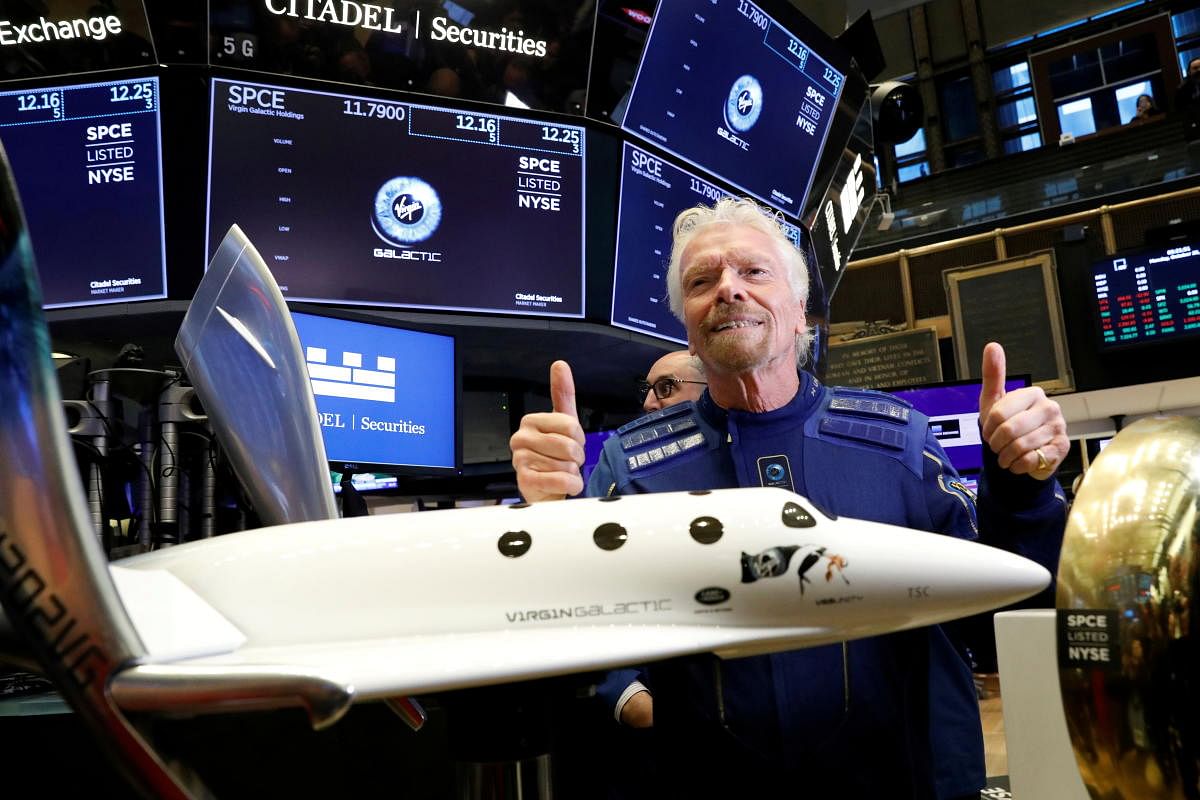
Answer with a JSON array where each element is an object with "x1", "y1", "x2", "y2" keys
[
  {"x1": 725, "y1": 75, "x2": 762, "y2": 133},
  {"x1": 373, "y1": 176, "x2": 442, "y2": 245}
]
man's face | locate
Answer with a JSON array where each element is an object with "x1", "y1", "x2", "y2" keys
[
  {"x1": 642, "y1": 352, "x2": 705, "y2": 412},
  {"x1": 679, "y1": 223, "x2": 805, "y2": 375},
  {"x1": 1190, "y1": 58, "x2": 1200, "y2": 76}
]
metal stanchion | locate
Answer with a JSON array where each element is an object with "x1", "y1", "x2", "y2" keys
[{"x1": 199, "y1": 423, "x2": 216, "y2": 539}]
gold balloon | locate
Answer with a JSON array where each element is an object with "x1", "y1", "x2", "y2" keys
[{"x1": 1057, "y1": 416, "x2": 1200, "y2": 799}]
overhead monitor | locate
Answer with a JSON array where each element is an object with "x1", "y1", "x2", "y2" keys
[
  {"x1": 0, "y1": 74, "x2": 167, "y2": 308},
  {"x1": 292, "y1": 310, "x2": 459, "y2": 475},
  {"x1": 0, "y1": 1, "x2": 156, "y2": 81},
  {"x1": 619, "y1": 0, "x2": 847, "y2": 218},
  {"x1": 208, "y1": 77, "x2": 586, "y2": 317},
  {"x1": 890, "y1": 377, "x2": 1031, "y2": 475},
  {"x1": 1088, "y1": 244, "x2": 1200, "y2": 349},
  {"x1": 208, "y1": 0, "x2": 596, "y2": 112},
  {"x1": 611, "y1": 142, "x2": 807, "y2": 343}
]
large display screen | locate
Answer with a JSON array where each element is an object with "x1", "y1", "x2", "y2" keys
[
  {"x1": 208, "y1": 0, "x2": 596, "y2": 113},
  {"x1": 0, "y1": 74, "x2": 167, "y2": 308},
  {"x1": 292, "y1": 311, "x2": 458, "y2": 474},
  {"x1": 1089, "y1": 244, "x2": 1200, "y2": 349},
  {"x1": 208, "y1": 78, "x2": 586, "y2": 317},
  {"x1": 611, "y1": 142, "x2": 806, "y2": 343},
  {"x1": 620, "y1": 0, "x2": 846, "y2": 218},
  {"x1": 890, "y1": 377, "x2": 1030, "y2": 474},
  {"x1": 0, "y1": 0, "x2": 156, "y2": 81}
]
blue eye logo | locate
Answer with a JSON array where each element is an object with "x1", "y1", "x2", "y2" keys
[
  {"x1": 765, "y1": 463, "x2": 785, "y2": 482},
  {"x1": 725, "y1": 75, "x2": 762, "y2": 133},
  {"x1": 373, "y1": 177, "x2": 442, "y2": 245}
]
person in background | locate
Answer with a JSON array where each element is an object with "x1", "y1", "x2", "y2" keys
[
  {"x1": 509, "y1": 197, "x2": 1068, "y2": 798},
  {"x1": 1130, "y1": 93, "x2": 1162, "y2": 124},
  {"x1": 638, "y1": 350, "x2": 706, "y2": 413},
  {"x1": 1175, "y1": 57, "x2": 1200, "y2": 140}
]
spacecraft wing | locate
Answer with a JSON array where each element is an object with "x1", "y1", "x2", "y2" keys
[{"x1": 109, "y1": 621, "x2": 832, "y2": 712}]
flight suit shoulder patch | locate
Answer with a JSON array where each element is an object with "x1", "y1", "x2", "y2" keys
[
  {"x1": 819, "y1": 387, "x2": 912, "y2": 451},
  {"x1": 618, "y1": 403, "x2": 700, "y2": 452}
]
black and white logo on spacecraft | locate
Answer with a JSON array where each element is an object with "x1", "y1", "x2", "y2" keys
[{"x1": 373, "y1": 176, "x2": 442, "y2": 245}]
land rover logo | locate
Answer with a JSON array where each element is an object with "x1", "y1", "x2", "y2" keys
[{"x1": 695, "y1": 586, "x2": 731, "y2": 606}]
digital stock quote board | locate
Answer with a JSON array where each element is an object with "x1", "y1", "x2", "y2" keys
[
  {"x1": 0, "y1": 74, "x2": 168, "y2": 308},
  {"x1": 621, "y1": 0, "x2": 846, "y2": 218},
  {"x1": 207, "y1": 78, "x2": 586, "y2": 317},
  {"x1": 612, "y1": 142, "x2": 805, "y2": 343}
]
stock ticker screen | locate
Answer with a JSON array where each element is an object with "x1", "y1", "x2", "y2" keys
[
  {"x1": 0, "y1": 75, "x2": 167, "y2": 308},
  {"x1": 1090, "y1": 245, "x2": 1200, "y2": 349},
  {"x1": 891, "y1": 378, "x2": 1030, "y2": 474},
  {"x1": 620, "y1": 0, "x2": 845, "y2": 218},
  {"x1": 207, "y1": 78, "x2": 586, "y2": 317},
  {"x1": 611, "y1": 142, "x2": 805, "y2": 344}
]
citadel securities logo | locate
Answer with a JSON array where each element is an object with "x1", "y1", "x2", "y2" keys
[
  {"x1": 838, "y1": 152, "x2": 865, "y2": 235},
  {"x1": 725, "y1": 75, "x2": 763, "y2": 134},
  {"x1": 372, "y1": 176, "x2": 442, "y2": 246},
  {"x1": 264, "y1": 0, "x2": 407, "y2": 33},
  {"x1": 262, "y1": 2, "x2": 550, "y2": 58}
]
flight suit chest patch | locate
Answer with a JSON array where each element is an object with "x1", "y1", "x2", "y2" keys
[{"x1": 620, "y1": 415, "x2": 698, "y2": 451}]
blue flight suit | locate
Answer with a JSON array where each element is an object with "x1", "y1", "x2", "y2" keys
[{"x1": 588, "y1": 372, "x2": 1065, "y2": 799}]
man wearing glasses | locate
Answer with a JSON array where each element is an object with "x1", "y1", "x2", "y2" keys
[
  {"x1": 509, "y1": 197, "x2": 1067, "y2": 798},
  {"x1": 637, "y1": 350, "x2": 706, "y2": 413}
]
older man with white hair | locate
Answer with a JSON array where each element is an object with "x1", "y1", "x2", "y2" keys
[{"x1": 510, "y1": 197, "x2": 1068, "y2": 798}]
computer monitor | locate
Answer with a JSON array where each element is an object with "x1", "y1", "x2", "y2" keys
[
  {"x1": 291, "y1": 310, "x2": 459, "y2": 475},
  {"x1": 208, "y1": 0, "x2": 595, "y2": 112},
  {"x1": 208, "y1": 77, "x2": 586, "y2": 317},
  {"x1": 890, "y1": 377, "x2": 1031, "y2": 474},
  {"x1": 1088, "y1": 243, "x2": 1200, "y2": 349},
  {"x1": 0, "y1": 74, "x2": 167, "y2": 308},
  {"x1": 582, "y1": 429, "x2": 619, "y2": 485},
  {"x1": 619, "y1": 0, "x2": 849, "y2": 218},
  {"x1": 611, "y1": 142, "x2": 808, "y2": 343},
  {"x1": 1084, "y1": 435, "x2": 1113, "y2": 465},
  {"x1": 330, "y1": 471, "x2": 399, "y2": 494}
]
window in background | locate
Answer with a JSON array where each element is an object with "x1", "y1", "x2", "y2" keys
[
  {"x1": 892, "y1": 127, "x2": 929, "y2": 184},
  {"x1": 961, "y1": 195, "x2": 1003, "y2": 224},
  {"x1": 1043, "y1": 176, "x2": 1080, "y2": 204},
  {"x1": 1115, "y1": 79, "x2": 1154, "y2": 122},
  {"x1": 1048, "y1": 32, "x2": 1161, "y2": 132},
  {"x1": 897, "y1": 161, "x2": 931, "y2": 182},
  {"x1": 1058, "y1": 97, "x2": 1097, "y2": 137},
  {"x1": 1031, "y1": 16, "x2": 1173, "y2": 140},
  {"x1": 993, "y1": 59, "x2": 1042, "y2": 153},
  {"x1": 1004, "y1": 131, "x2": 1043, "y2": 153},
  {"x1": 1173, "y1": 9, "x2": 1200, "y2": 77},
  {"x1": 938, "y1": 71, "x2": 983, "y2": 167}
]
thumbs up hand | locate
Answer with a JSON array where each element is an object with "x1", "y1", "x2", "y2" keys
[
  {"x1": 977, "y1": 343, "x2": 1067, "y2": 480},
  {"x1": 510, "y1": 361, "x2": 587, "y2": 502}
]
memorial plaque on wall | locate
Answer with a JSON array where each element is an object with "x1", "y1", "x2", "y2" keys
[
  {"x1": 823, "y1": 327, "x2": 942, "y2": 389},
  {"x1": 945, "y1": 251, "x2": 1075, "y2": 393}
]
